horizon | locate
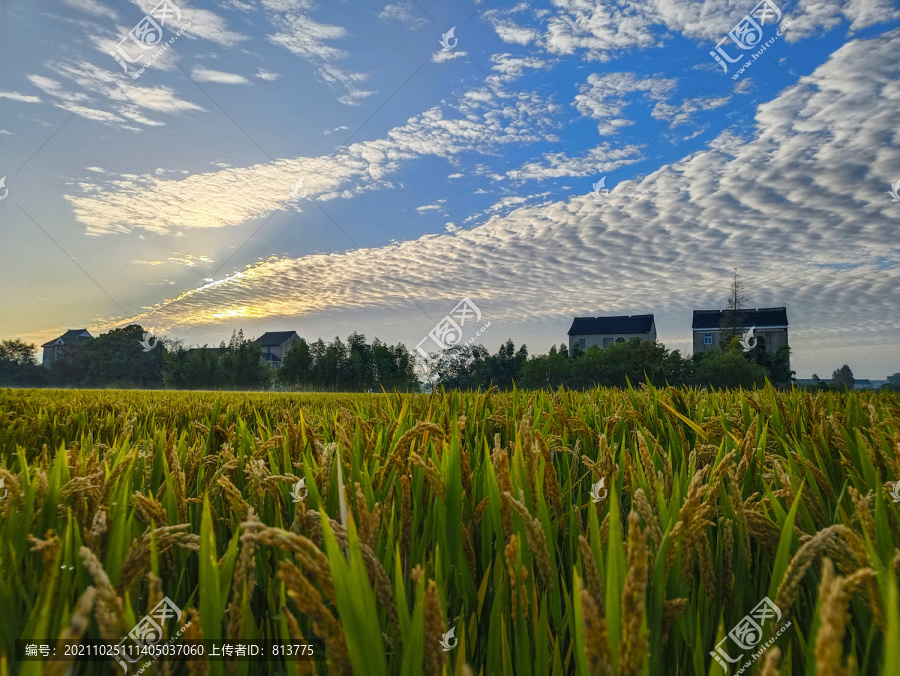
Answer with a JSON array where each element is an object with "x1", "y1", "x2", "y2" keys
[{"x1": 2, "y1": 0, "x2": 899, "y2": 380}]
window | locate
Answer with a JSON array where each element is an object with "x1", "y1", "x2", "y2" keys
[
  {"x1": 579, "y1": 339, "x2": 586, "y2": 350},
  {"x1": 603, "y1": 338, "x2": 613, "y2": 348},
  {"x1": 704, "y1": 334, "x2": 713, "y2": 345}
]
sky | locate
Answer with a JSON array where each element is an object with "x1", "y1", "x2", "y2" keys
[{"x1": 0, "y1": 0, "x2": 898, "y2": 379}]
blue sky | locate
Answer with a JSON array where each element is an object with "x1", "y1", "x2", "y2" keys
[{"x1": 1, "y1": 0, "x2": 899, "y2": 378}]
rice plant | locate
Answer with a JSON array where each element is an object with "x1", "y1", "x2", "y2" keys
[{"x1": 0, "y1": 385, "x2": 898, "y2": 675}]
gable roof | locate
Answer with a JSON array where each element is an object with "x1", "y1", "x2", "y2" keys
[
  {"x1": 692, "y1": 307, "x2": 788, "y2": 330},
  {"x1": 41, "y1": 329, "x2": 93, "y2": 348},
  {"x1": 254, "y1": 331, "x2": 300, "y2": 347},
  {"x1": 186, "y1": 347, "x2": 227, "y2": 357},
  {"x1": 567, "y1": 314, "x2": 655, "y2": 336}
]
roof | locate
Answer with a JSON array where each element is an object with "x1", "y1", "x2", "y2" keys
[
  {"x1": 567, "y1": 314, "x2": 655, "y2": 336},
  {"x1": 691, "y1": 307, "x2": 788, "y2": 330},
  {"x1": 41, "y1": 329, "x2": 93, "y2": 348},
  {"x1": 186, "y1": 347, "x2": 226, "y2": 357},
  {"x1": 254, "y1": 331, "x2": 299, "y2": 346}
]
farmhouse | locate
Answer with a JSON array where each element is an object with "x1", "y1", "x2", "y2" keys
[
  {"x1": 567, "y1": 315, "x2": 657, "y2": 353},
  {"x1": 40, "y1": 328, "x2": 93, "y2": 366},
  {"x1": 692, "y1": 307, "x2": 789, "y2": 355},
  {"x1": 254, "y1": 331, "x2": 302, "y2": 368}
]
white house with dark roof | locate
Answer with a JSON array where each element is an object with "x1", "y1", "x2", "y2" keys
[
  {"x1": 692, "y1": 307, "x2": 789, "y2": 356},
  {"x1": 567, "y1": 315, "x2": 657, "y2": 353},
  {"x1": 254, "y1": 331, "x2": 301, "y2": 368},
  {"x1": 40, "y1": 329, "x2": 93, "y2": 366}
]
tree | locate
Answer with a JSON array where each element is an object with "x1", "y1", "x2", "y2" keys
[
  {"x1": 75, "y1": 325, "x2": 165, "y2": 388},
  {"x1": 693, "y1": 348, "x2": 768, "y2": 390},
  {"x1": 279, "y1": 338, "x2": 312, "y2": 388},
  {"x1": 0, "y1": 339, "x2": 47, "y2": 386},
  {"x1": 831, "y1": 364, "x2": 855, "y2": 390},
  {"x1": 720, "y1": 268, "x2": 748, "y2": 343}
]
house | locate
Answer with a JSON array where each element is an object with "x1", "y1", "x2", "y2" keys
[
  {"x1": 254, "y1": 331, "x2": 301, "y2": 368},
  {"x1": 692, "y1": 307, "x2": 789, "y2": 355},
  {"x1": 40, "y1": 328, "x2": 93, "y2": 366},
  {"x1": 567, "y1": 315, "x2": 657, "y2": 353}
]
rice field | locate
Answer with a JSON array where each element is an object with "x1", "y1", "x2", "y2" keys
[{"x1": 1, "y1": 385, "x2": 899, "y2": 675}]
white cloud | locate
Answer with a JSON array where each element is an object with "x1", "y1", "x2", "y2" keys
[
  {"x1": 574, "y1": 73, "x2": 676, "y2": 135},
  {"x1": 61, "y1": 0, "x2": 117, "y2": 18},
  {"x1": 484, "y1": 0, "x2": 900, "y2": 60},
  {"x1": 191, "y1": 67, "x2": 249, "y2": 84},
  {"x1": 506, "y1": 144, "x2": 644, "y2": 181},
  {"x1": 433, "y1": 50, "x2": 467, "y2": 63},
  {"x1": 256, "y1": 1, "x2": 376, "y2": 105},
  {"x1": 26, "y1": 61, "x2": 204, "y2": 129},
  {"x1": 255, "y1": 69, "x2": 281, "y2": 81},
  {"x1": 0, "y1": 91, "x2": 41, "y2": 103},
  {"x1": 131, "y1": 0, "x2": 247, "y2": 47},
  {"x1": 105, "y1": 28, "x2": 900, "y2": 379},
  {"x1": 417, "y1": 199, "x2": 446, "y2": 212},
  {"x1": 379, "y1": 2, "x2": 428, "y2": 30}
]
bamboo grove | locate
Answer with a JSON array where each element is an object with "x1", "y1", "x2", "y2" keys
[{"x1": 0, "y1": 385, "x2": 899, "y2": 675}]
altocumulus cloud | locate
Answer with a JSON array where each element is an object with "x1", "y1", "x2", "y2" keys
[{"x1": 115, "y1": 29, "x2": 900, "y2": 375}]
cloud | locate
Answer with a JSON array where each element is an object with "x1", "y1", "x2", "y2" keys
[
  {"x1": 574, "y1": 73, "x2": 676, "y2": 135},
  {"x1": 432, "y1": 50, "x2": 467, "y2": 63},
  {"x1": 255, "y1": 69, "x2": 280, "y2": 81},
  {"x1": 130, "y1": 0, "x2": 247, "y2": 47},
  {"x1": 256, "y1": 1, "x2": 376, "y2": 105},
  {"x1": 484, "y1": 0, "x2": 900, "y2": 60},
  {"x1": 109, "y1": 28, "x2": 900, "y2": 378},
  {"x1": 379, "y1": 2, "x2": 428, "y2": 30},
  {"x1": 27, "y1": 61, "x2": 204, "y2": 129},
  {"x1": 0, "y1": 91, "x2": 41, "y2": 103},
  {"x1": 505, "y1": 144, "x2": 644, "y2": 181},
  {"x1": 61, "y1": 0, "x2": 117, "y2": 18},
  {"x1": 191, "y1": 66, "x2": 249, "y2": 84},
  {"x1": 417, "y1": 199, "x2": 446, "y2": 212},
  {"x1": 67, "y1": 68, "x2": 563, "y2": 233},
  {"x1": 651, "y1": 95, "x2": 731, "y2": 127},
  {"x1": 133, "y1": 253, "x2": 215, "y2": 267}
]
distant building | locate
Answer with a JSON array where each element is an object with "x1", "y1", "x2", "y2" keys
[
  {"x1": 692, "y1": 307, "x2": 789, "y2": 356},
  {"x1": 567, "y1": 315, "x2": 657, "y2": 353},
  {"x1": 40, "y1": 329, "x2": 93, "y2": 367},
  {"x1": 254, "y1": 331, "x2": 302, "y2": 368}
]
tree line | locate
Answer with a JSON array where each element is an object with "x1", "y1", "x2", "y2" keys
[
  {"x1": 0, "y1": 324, "x2": 817, "y2": 392},
  {"x1": 425, "y1": 334, "x2": 795, "y2": 390},
  {"x1": 0, "y1": 326, "x2": 418, "y2": 391}
]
